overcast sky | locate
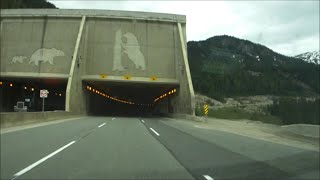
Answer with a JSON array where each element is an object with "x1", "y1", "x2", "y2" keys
[{"x1": 49, "y1": 0, "x2": 319, "y2": 56}]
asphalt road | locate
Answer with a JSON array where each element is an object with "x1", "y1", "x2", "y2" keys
[{"x1": 1, "y1": 117, "x2": 319, "y2": 180}]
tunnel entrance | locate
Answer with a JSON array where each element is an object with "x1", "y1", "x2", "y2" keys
[
  {"x1": 0, "y1": 78, "x2": 67, "y2": 112},
  {"x1": 83, "y1": 81, "x2": 178, "y2": 117}
]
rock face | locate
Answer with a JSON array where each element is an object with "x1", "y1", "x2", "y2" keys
[
  {"x1": 195, "y1": 94, "x2": 223, "y2": 107},
  {"x1": 196, "y1": 94, "x2": 274, "y2": 114}
]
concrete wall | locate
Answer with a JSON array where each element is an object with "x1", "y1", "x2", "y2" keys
[
  {"x1": 170, "y1": 23, "x2": 195, "y2": 115},
  {"x1": 0, "y1": 17, "x2": 79, "y2": 75},
  {"x1": 0, "y1": 111, "x2": 80, "y2": 128},
  {"x1": 84, "y1": 18, "x2": 176, "y2": 79}
]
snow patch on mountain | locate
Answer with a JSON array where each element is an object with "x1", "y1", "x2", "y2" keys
[{"x1": 294, "y1": 51, "x2": 320, "y2": 65}]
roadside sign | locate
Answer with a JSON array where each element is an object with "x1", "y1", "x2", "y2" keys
[
  {"x1": 40, "y1": 89, "x2": 48, "y2": 112},
  {"x1": 150, "y1": 76, "x2": 157, "y2": 81},
  {"x1": 124, "y1": 75, "x2": 131, "y2": 80},
  {"x1": 99, "y1": 74, "x2": 107, "y2": 79},
  {"x1": 40, "y1": 89, "x2": 48, "y2": 98},
  {"x1": 203, "y1": 104, "x2": 208, "y2": 116}
]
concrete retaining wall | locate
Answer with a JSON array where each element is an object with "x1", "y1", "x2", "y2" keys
[{"x1": 0, "y1": 111, "x2": 82, "y2": 128}]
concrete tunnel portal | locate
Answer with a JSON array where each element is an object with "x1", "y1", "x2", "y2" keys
[
  {"x1": 84, "y1": 80, "x2": 178, "y2": 117},
  {"x1": 0, "y1": 9, "x2": 196, "y2": 116}
]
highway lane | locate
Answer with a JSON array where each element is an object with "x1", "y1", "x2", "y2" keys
[
  {"x1": 143, "y1": 118, "x2": 319, "y2": 180},
  {"x1": 1, "y1": 117, "x2": 110, "y2": 179},
  {"x1": 1, "y1": 117, "x2": 193, "y2": 180},
  {"x1": 1, "y1": 116, "x2": 319, "y2": 180}
]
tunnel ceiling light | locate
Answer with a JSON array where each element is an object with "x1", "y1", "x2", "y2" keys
[
  {"x1": 9, "y1": 83, "x2": 13, "y2": 87},
  {"x1": 31, "y1": 88, "x2": 34, "y2": 91},
  {"x1": 59, "y1": 93, "x2": 62, "y2": 96},
  {"x1": 24, "y1": 86, "x2": 27, "y2": 90}
]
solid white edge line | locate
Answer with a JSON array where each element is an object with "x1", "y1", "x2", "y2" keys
[
  {"x1": 12, "y1": 141, "x2": 76, "y2": 178},
  {"x1": 141, "y1": 120, "x2": 145, "y2": 123},
  {"x1": 149, "y1": 128, "x2": 160, "y2": 136},
  {"x1": 203, "y1": 175, "x2": 214, "y2": 180},
  {"x1": 98, "y1": 123, "x2": 106, "y2": 128}
]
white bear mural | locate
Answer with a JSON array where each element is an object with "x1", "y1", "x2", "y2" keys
[
  {"x1": 11, "y1": 56, "x2": 27, "y2": 64},
  {"x1": 122, "y1": 32, "x2": 146, "y2": 70},
  {"x1": 29, "y1": 48, "x2": 65, "y2": 66},
  {"x1": 113, "y1": 29, "x2": 125, "y2": 71},
  {"x1": 112, "y1": 29, "x2": 146, "y2": 71}
]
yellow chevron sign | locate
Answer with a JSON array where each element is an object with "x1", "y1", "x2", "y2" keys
[
  {"x1": 99, "y1": 74, "x2": 107, "y2": 79},
  {"x1": 150, "y1": 76, "x2": 157, "y2": 81},
  {"x1": 203, "y1": 104, "x2": 208, "y2": 116},
  {"x1": 124, "y1": 75, "x2": 131, "y2": 80}
]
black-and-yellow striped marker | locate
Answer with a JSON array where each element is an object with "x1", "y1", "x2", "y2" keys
[{"x1": 203, "y1": 104, "x2": 208, "y2": 116}]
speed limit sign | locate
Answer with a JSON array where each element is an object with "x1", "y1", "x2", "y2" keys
[{"x1": 40, "y1": 89, "x2": 49, "y2": 98}]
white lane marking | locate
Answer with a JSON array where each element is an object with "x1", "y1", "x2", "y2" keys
[
  {"x1": 112, "y1": 118, "x2": 115, "y2": 120},
  {"x1": 203, "y1": 175, "x2": 214, "y2": 180},
  {"x1": 150, "y1": 128, "x2": 160, "y2": 136},
  {"x1": 98, "y1": 123, "x2": 106, "y2": 128},
  {"x1": 12, "y1": 141, "x2": 76, "y2": 179},
  {"x1": 141, "y1": 120, "x2": 145, "y2": 123}
]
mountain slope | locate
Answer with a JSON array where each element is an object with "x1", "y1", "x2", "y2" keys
[
  {"x1": 1, "y1": 0, "x2": 57, "y2": 9},
  {"x1": 294, "y1": 51, "x2": 320, "y2": 65},
  {"x1": 187, "y1": 35, "x2": 319, "y2": 100}
]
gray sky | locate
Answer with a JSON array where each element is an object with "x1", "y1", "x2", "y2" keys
[{"x1": 49, "y1": 0, "x2": 319, "y2": 56}]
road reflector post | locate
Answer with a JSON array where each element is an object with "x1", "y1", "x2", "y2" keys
[{"x1": 203, "y1": 104, "x2": 209, "y2": 123}]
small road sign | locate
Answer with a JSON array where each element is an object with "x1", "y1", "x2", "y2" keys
[
  {"x1": 150, "y1": 76, "x2": 157, "y2": 81},
  {"x1": 203, "y1": 104, "x2": 208, "y2": 116},
  {"x1": 99, "y1": 74, "x2": 107, "y2": 79},
  {"x1": 40, "y1": 89, "x2": 49, "y2": 98},
  {"x1": 40, "y1": 89, "x2": 49, "y2": 112},
  {"x1": 124, "y1": 75, "x2": 131, "y2": 80}
]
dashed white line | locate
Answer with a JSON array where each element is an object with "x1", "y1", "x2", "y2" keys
[
  {"x1": 12, "y1": 141, "x2": 76, "y2": 179},
  {"x1": 149, "y1": 128, "x2": 160, "y2": 136},
  {"x1": 98, "y1": 123, "x2": 106, "y2": 128},
  {"x1": 203, "y1": 175, "x2": 214, "y2": 180},
  {"x1": 141, "y1": 120, "x2": 145, "y2": 123}
]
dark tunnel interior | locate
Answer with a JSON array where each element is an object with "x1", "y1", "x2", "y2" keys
[
  {"x1": 0, "y1": 78, "x2": 67, "y2": 112},
  {"x1": 85, "y1": 81, "x2": 178, "y2": 117}
]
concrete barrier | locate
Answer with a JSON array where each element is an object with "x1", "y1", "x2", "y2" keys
[
  {"x1": 0, "y1": 111, "x2": 83, "y2": 128},
  {"x1": 281, "y1": 124, "x2": 320, "y2": 139}
]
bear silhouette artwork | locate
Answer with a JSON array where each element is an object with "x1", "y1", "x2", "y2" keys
[
  {"x1": 11, "y1": 56, "x2": 27, "y2": 64},
  {"x1": 121, "y1": 32, "x2": 146, "y2": 70},
  {"x1": 29, "y1": 48, "x2": 65, "y2": 66},
  {"x1": 113, "y1": 29, "x2": 125, "y2": 71},
  {"x1": 112, "y1": 29, "x2": 146, "y2": 71}
]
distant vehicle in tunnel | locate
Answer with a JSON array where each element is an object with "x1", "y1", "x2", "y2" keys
[{"x1": 14, "y1": 101, "x2": 27, "y2": 112}]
